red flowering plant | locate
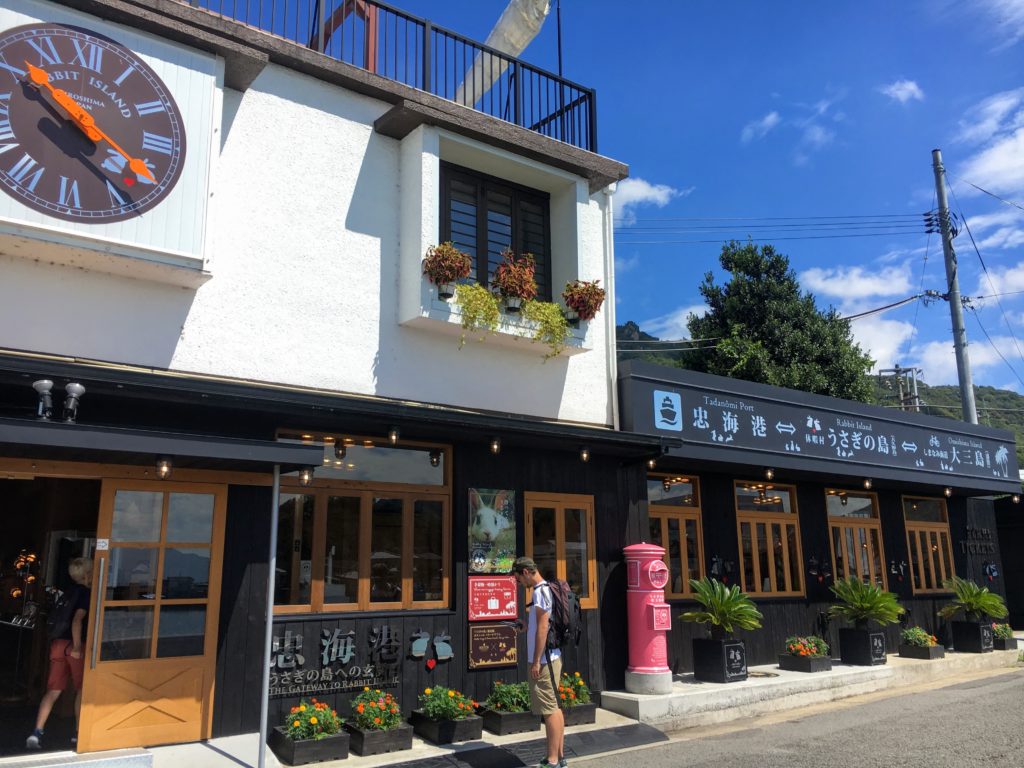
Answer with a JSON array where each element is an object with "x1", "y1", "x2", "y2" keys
[
  {"x1": 422, "y1": 242, "x2": 472, "y2": 286},
  {"x1": 284, "y1": 698, "x2": 343, "y2": 741},
  {"x1": 418, "y1": 685, "x2": 478, "y2": 721},
  {"x1": 491, "y1": 249, "x2": 538, "y2": 302},
  {"x1": 900, "y1": 626, "x2": 938, "y2": 648},
  {"x1": 783, "y1": 635, "x2": 830, "y2": 658},
  {"x1": 557, "y1": 671, "x2": 592, "y2": 706},
  {"x1": 561, "y1": 279, "x2": 606, "y2": 322},
  {"x1": 992, "y1": 623, "x2": 1013, "y2": 641},
  {"x1": 482, "y1": 680, "x2": 531, "y2": 713},
  {"x1": 350, "y1": 687, "x2": 403, "y2": 731}
]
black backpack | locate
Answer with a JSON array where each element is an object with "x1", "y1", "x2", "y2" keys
[
  {"x1": 541, "y1": 580, "x2": 581, "y2": 651},
  {"x1": 46, "y1": 591, "x2": 74, "y2": 640}
]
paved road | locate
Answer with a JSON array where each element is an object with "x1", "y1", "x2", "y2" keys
[{"x1": 581, "y1": 668, "x2": 1024, "y2": 768}]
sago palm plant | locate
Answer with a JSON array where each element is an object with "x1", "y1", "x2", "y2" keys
[
  {"x1": 679, "y1": 577, "x2": 763, "y2": 640},
  {"x1": 937, "y1": 576, "x2": 1008, "y2": 621},
  {"x1": 828, "y1": 576, "x2": 904, "y2": 628}
]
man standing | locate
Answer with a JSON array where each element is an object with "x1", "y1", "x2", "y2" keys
[{"x1": 513, "y1": 557, "x2": 565, "y2": 768}]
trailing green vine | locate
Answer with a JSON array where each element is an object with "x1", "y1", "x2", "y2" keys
[
  {"x1": 454, "y1": 283, "x2": 500, "y2": 347},
  {"x1": 522, "y1": 300, "x2": 570, "y2": 360}
]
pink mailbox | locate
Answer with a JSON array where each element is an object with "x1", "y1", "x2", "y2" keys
[{"x1": 624, "y1": 543, "x2": 673, "y2": 694}]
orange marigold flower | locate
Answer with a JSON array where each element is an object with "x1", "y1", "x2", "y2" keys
[
  {"x1": 357, "y1": 704, "x2": 365, "y2": 713},
  {"x1": 560, "y1": 693, "x2": 567, "y2": 700},
  {"x1": 292, "y1": 720, "x2": 300, "y2": 727},
  {"x1": 391, "y1": 707, "x2": 398, "y2": 714},
  {"x1": 374, "y1": 717, "x2": 381, "y2": 724}
]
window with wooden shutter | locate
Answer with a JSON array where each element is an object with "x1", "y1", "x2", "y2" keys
[{"x1": 903, "y1": 496, "x2": 955, "y2": 594}]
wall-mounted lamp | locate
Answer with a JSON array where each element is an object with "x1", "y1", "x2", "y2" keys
[
  {"x1": 807, "y1": 555, "x2": 833, "y2": 584},
  {"x1": 32, "y1": 379, "x2": 54, "y2": 420},
  {"x1": 299, "y1": 466, "x2": 315, "y2": 486},
  {"x1": 647, "y1": 458, "x2": 657, "y2": 470},
  {"x1": 889, "y1": 560, "x2": 907, "y2": 582},
  {"x1": 388, "y1": 427, "x2": 400, "y2": 445},
  {"x1": 863, "y1": 478, "x2": 873, "y2": 490},
  {"x1": 579, "y1": 446, "x2": 590, "y2": 463},
  {"x1": 334, "y1": 444, "x2": 347, "y2": 460},
  {"x1": 839, "y1": 493, "x2": 849, "y2": 506},
  {"x1": 1013, "y1": 494, "x2": 1021, "y2": 504},
  {"x1": 764, "y1": 468, "x2": 775, "y2": 481},
  {"x1": 943, "y1": 487, "x2": 953, "y2": 498},
  {"x1": 63, "y1": 382, "x2": 85, "y2": 423},
  {"x1": 490, "y1": 437, "x2": 501, "y2": 455},
  {"x1": 156, "y1": 457, "x2": 173, "y2": 480},
  {"x1": 662, "y1": 478, "x2": 672, "y2": 493},
  {"x1": 429, "y1": 450, "x2": 441, "y2": 468}
]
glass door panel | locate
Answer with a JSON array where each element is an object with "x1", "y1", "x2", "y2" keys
[
  {"x1": 370, "y1": 498, "x2": 403, "y2": 603},
  {"x1": 564, "y1": 507, "x2": 589, "y2": 599},
  {"x1": 324, "y1": 495, "x2": 360, "y2": 605},
  {"x1": 413, "y1": 500, "x2": 444, "y2": 602}
]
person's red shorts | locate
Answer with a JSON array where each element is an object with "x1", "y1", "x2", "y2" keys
[{"x1": 47, "y1": 639, "x2": 84, "y2": 691}]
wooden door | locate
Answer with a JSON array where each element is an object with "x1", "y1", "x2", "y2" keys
[{"x1": 78, "y1": 480, "x2": 226, "y2": 751}]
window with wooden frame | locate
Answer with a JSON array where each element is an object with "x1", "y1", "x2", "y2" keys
[
  {"x1": 647, "y1": 474, "x2": 704, "y2": 599},
  {"x1": 524, "y1": 492, "x2": 597, "y2": 609},
  {"x1": 825, "y1": 489, "x2": 886, "y2": 589},
  {"x1": 903, "y1": 496, "x2": 955, "y2": 594},
  {"x1": 441, "y1": 162, "x2": 552, "y2": 301},
  {"x1": 274, "y1": 432, "x2": 451, "y2": 613},
  {"x1": 734, "y1": 481, "x2": 804, "y2": 597}
]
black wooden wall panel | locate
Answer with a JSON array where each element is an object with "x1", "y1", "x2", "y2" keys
[{"x1": 994, "y1": 497, "x2": 1024, "y2": 628}]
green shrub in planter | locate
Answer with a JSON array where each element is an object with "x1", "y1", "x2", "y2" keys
[
  {"x1": 937, "y1": 577, "x2": 1008, "y2": 621},
  {"x1": 483, "y1": 681, "x2": 531, "y2": 713},
  {"x1": 900, "y1": 627, "x2": 939, "y2": 648}
]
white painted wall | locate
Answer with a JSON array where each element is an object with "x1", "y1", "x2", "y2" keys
[{"x1": 0, "y1": 44, "x2": 618, "y2": 425}]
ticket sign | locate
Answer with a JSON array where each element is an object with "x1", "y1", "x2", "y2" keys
[{"x1": 468, "y1": 575, "x2": 518, "y2": 621}]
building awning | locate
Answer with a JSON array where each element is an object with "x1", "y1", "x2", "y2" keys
[{"x1": 0, "y1": 417, "x2": 324, "y2": 473}]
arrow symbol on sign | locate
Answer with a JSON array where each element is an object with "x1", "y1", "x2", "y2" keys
[
  {"x1": 901, "y1": 441, "x2": 918, "y2": 452},
  {"x1": 776, "y1": 422, "x2": 796, "y2": 435}
]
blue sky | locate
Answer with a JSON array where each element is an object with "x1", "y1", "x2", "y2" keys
[{"x1": 399, "y1": 0, "x2": 1024, "y2": 393}]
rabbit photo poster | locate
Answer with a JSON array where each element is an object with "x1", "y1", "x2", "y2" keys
[{"x1": 468, "y1": 488, "x2": 516, "y2": 573}]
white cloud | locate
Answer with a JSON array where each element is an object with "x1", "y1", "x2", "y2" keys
[
  {"x1": 957, "y1": 127, "x2": 1024, "y2": 196},
  {"x1": 640, "y1": 304, "x2": 707, "y2": 340},
  {"x1": 802, "y1": 124, "x2": 835, "y2": 150},
  {"x1": 615, "y1": 253, "x2": 640, "y2": 274},
  {"x1": 800, "y1": 265, "x2": 913, "y2": 300},
  {"x1": 879, "y1": 79, "x2": 925, "y2": 104},
  {"x1": 971, "y1": 260, "x2": 1024, "y2": 298},
  {"x1": 740, "y1": 111, "x2": 781, "y2": 143},
  {"x1": 847, "y1": 316, "x2": 917, "y2": 372},
  {"x1": 614, "y1": 178, "x2": 691, "y2": 226},
  {"x1": 954, "y1": 88, "x2": 1024, "y2": 144},
  {"x1": 976, "y1": 0, "x2": 1024, "y2": 49},
  {"x1": 911, "y1": 336, "x2": 1018, "y2": 386}
]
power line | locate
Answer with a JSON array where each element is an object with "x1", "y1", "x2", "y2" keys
[
  {"x1": 613, "y1": 232, "x2": 927, "y2": 246},
  {"x1": 619, "y1": 213, "x2": 926, "y2": 223},
  {"x1": 966, "y1": 306, "x2": 1024, "y2": 390},
  {"x1": 841, "y1": 294, "x2": 925, "y2": 322},
  {"x1": 905, "y1": 192, "x2": 935, "y2": 363},
  {"x1": 955, "y1": 178, "x2": 1024, "y2": 213}
]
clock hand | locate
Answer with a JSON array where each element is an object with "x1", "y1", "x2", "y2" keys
[{"x1": 25, "y1": 62, "x2": 156, "y2": 183}]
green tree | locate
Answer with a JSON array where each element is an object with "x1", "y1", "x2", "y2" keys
[{"x1": 683, "y1": 241, "x2": 874, "y2": 401}]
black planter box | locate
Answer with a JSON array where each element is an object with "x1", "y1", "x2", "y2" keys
[
  {"x1": 562, "y1": 702, "x2": 597, "y2": 726},
  {"x1": 995, "y1": 637, "x2": 1018, "y2": 651},
  {"x1": 898, "y1": 644, "x2": 945, "y2": 660},
  {"x1": 480, "y1": 708, "x2": 541, "y2": 735},
  {"x1": 778, "y1": 654, "x2": 832, "y2": 673},
  {"x1": 267, "y1": 726, "x2": 349, "y2": 765},
  {"x1": 409, "y1": 710, "x2": 483, "y2": 744},
  {"x1": 693, "y1": 638, "x2": 748, "y2": 683},
  {"x1": 952, "y1": 620, "x2": 994, "y2": 653},
  {"x1": 343, "y1": 723, "x2": 413, "y2": 757},
  {"x1": 839, "y1": 628, "x2": 887, "y2": 666}
]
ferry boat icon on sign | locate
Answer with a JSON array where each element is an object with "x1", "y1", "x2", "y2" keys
[{"x1": 653, "y1": 390, "x2": 682, "y2": 432}]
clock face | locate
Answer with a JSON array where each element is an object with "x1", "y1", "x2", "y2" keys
[{"x1": 0, "y1": 23, "x2": 186, "y2": 223}]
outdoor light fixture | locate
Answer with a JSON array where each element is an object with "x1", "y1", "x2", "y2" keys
[
  {"x1": 944, "y1": 486, "x2": 953, "y2": 497},
  {"x1": 32, "y1": 379, "x2": 54, "y2": 420},
  {"x1": 490, "y1": 437, "x2": 501, "y2": 455},
  {"x1": 388, "y1": 426, "x2": 400, "y2": 445},
  {"x1": 62, "y1": 382, "x2": 85, "y2": 423},
  {"x1": 863, "y1": 478, "x2": 873, "y2": 490},
  {"x1": 647, "y1": 458, "x2": 657, "y2": 470},
  {"x1": 662, "y1": 478, "x2": 672, "y2": 492},
  {"x1": 299, "y1": 466, "x2": 315, "y2": 486},
  {"x1": 429, "y1": 450, "x2": 441, "y2": 467},
  {"x1": 764, "y1": 468, "x2": 775, "y2": 481},
  {"x1": 580, "y1": 446, "x2": 590, "y2": 463},
  {"x1": 156, "y1": 458, "x2": 173, "y2": 480},
  {"x1": 1013, "y1": 494, "x2": 1021, "y2": 504},
  {"x1": 334, "y1": 443, "x2": 347, "y2": 460},
  {"x1": 840, "y1": 493, "x2": 849, "y2": 506}
]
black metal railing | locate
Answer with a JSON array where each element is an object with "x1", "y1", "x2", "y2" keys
[{"x1": 184, "y1": 0, "x2": 597, "y2": 151}]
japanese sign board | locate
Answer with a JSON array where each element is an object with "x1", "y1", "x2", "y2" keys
[
  {"x1": 621, "y1": 363, "x2": 1021, "y2": 491},
  {"x1": 268, "y1": 626, "x2": 401, "y2": 698},
  {"x1": 469, "y1": 489, "x2": 516, "y2": 574},
  {"x1": 468, "y1": 623, "x2": 518, "y2": 669},
  {"x1": 468, "y1": 575, "x2": 518, "y2": 621}
]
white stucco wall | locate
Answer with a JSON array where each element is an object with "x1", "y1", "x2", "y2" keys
[{"x1": 0, "y1": 55, "x2": 618, "y2": 426}]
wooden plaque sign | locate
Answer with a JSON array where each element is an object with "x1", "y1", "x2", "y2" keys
[{"x1": 468, "y1": 623, "x2": 518, "y2": 669}]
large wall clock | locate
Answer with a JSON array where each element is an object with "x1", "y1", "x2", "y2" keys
[{"x1": 0, "y1": 23, "x2": 186, "y2": 223}]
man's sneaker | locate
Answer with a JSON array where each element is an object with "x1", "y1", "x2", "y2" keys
[
  {"x1": 559, "y1": 760, "x2": 569, "y2": 768},
  {"x1": 25, "y1": 730, "x2": 42, "y2": 749},
  {"x1": 539, "y1": 761, "x2": 558, "y2": 768}
]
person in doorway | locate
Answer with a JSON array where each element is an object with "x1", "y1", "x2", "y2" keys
[
  {"x1": 26, "y1": 556, "x2": 93, "y2": 750},
  {"x1": 512, "y1": 557, "x2": 565, "y2": 768}
]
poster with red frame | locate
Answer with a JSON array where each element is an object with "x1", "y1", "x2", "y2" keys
[{"x1": 468, "y1": 575, "x2": 518, "y2": 621}]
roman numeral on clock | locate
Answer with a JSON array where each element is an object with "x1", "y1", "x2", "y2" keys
[
  {"x1": 70, "y1": 39, "x2": 104, "y2": 73},
  {"x1": 141, "y1": 131, "x2": 173, "y2": 155},
  {"x1": 0, "y1": 92, "x2": 15, "y2": 151},
  {"x1": 135, "y1": 101, "x2": 165, "y2": 117},
  {"x1": 9, "y1": 153, "x2": 44, "y2": 193},
  {"x1": 58, "y1": 176, "x2": 81, "y2": 209},
  {"x1": 26, "y1": 37, "x2": 61, "y2": 66}
]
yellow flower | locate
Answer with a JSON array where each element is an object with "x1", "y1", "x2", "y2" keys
[
  {"x1": 292, "y1": 720, "x2": 300, "y2": 727},
  {"x1": 309, "y1": 716, "x2": 317, "y2": 725},
  {"x1": 364, "y1": 686, "x2": 370, "y2": 691},
  {"x1": 425, "y1": 688, "x2": 432, "y2": 695},
  {"x1": 575, "y1": 672, "x2": 580, "y2": 677},
  {"x1": 299, "y1": 705, "x2": 306, "y2": 712},
  {"x1": 448, "y1": 690, "x2": 455, "y2": 698}
]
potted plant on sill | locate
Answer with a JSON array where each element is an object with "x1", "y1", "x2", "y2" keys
[
  {"x1": 938, "y1": 576, "x2": 1007, "y2": 653},
  {"x1": 478, "y1": 680, "x2": 539, "y2": 735},
  {"x1": 423, "y1": 242, "x2": 472, "y2": 300},
  {"x1": 410, "y1": 685, "x2": 482, "y2": 745},
  {"x1": 561, "y1": 279, "x2": 606, "y2": 327},
  {"x1": 268, "y1": 698, "x2": 348, "y2": 765},
  {"x1": 559, "y1": 671, "x2": 597, "y2": 725},
  {"x1": 491, "y1": 249, "x2": 537, "y2": 313},
  {"x1": 453, "y1": 283, "x2": 500, "y2": 347},
  {"x1": 778, "y1": 635, "x2": 832, "y2": 673},
  {"x1": 522, "y1": 299, "x2": 571, "y2": 360},
  {"x1": 898, "y1": 626, "x2": 945, "y2": 660},
  {"x1": 992, "y1": 623, "x2": 1018, "y2": 651},
  {"x1": 344, "y1": 687, "x2": 413, "y2": 757},
  {"x1": 679, "y1": 576, "x2": 763, "y2": 683},
  {"x1": 828, "y1": 577, "x2": 904, "y2": 666}
]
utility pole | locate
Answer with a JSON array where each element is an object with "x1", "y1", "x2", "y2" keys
[{"x1": 931, "y1": 149, "x2": 978, "y2": 424}]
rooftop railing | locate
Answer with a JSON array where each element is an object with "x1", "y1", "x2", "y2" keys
[{"x1": 184, "y1": 0, "x2": 597, "y2": 151}]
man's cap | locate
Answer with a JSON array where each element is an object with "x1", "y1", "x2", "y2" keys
[{"x1": 512, "y1": 556, "x2": 537, "y2": 573}]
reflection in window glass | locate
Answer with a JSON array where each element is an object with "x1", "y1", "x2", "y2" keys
[
  {"x1": 825, "y1": 491, "x2": 875, "y2": 518},
  {"x1": 107, "y1": 548, "x2": 158, "y2": 600},
  {"x1": 277, "y1": 433, "x2": 446, "y2": 486},
  {"x1": 531, "y1": 507, "x2": 557, "y2": 585},
  {"x1": 685, "y1": 519, "x2": 700, "y2": 585},
  {"x1": 157, "y1": 606, "x2": 206, "y2": 657},
  {"x1": 163, "y1": 548, "x2": 210, "y2": 599},
  {"x1": 167, "y1": 493, "x2": 214, "y2": 542},
  {"x1": 647, "y1": 477, "x2": 699, "y2": 507},
  {"x1": 101, "y1": 606, "x2": 153, "y2": 660},
  {"x1": 649, "y1": 518, "x2": 661, "y2": 544},
  {"x1": 772, "y1": 523, "x2": 785, "y2": 589},
  {"x1": 112, "y1": 491, "x2": 162, "y2": 542},
  {"x1": 903, "y1": 497, "x2": 946, "y2": 523},
  {"x1": 414, "y1": 500, "x2": 444, "y2": 601},
  {"x1": 371, "y1": 498, "x2": 402, "y2": 602},
  {"x1": 325, "y1": 496, "x2": 359, "y2": 604},
  {"x1": 275, "y1": 494, "x2": 314, "y2": 606},
  {"x1": 787, "y1": 526, "x2": 801, "y2": 591},
  {"x1": 870, "y1": 529, "x2": 884, "y2": 585},
  {"x1": 735, "y1": 483, "x2": 793, "y2": 513},
  {"x1": 756, "y1": 523, "x2": 770, "y2": 592},
  {"x1": 939, "y1": 532, "x2": 952, "y2": 581},
  {"x1": 564, "y1": 508, "x2": 589, "y2": 599},
  {"x1": 920, "y1": 531, "x2": 933, "y2": 586},
  {"x1": 667, "y1": 518, "x2": 683, "y2": 595},
  {"x1": 741, "y1": 523, "x2": 754, "y2": 591}
]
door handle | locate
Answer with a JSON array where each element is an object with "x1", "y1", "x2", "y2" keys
[{"x1": 90, "y1": 556, "x2": 106, "y2": 670}]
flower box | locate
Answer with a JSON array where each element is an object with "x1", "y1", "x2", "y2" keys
[
  {"x1": 898, "y1": 644, "x2": 945, "y2": 660},
  {"x1": 267, "y1": 726, "x2": 349, "y2": 765},
  {"x1": 994, "y1": 637, "x2": 1018, "y2": 651},
  {"x1": 838, "y1": 628, "x2": 887, "y2": 666},
  {"x1": 778, "y1": 654, "x2": 832, "y2": 673},
  {"x1": 951, "y1": 620, "x2": 994, "y2": 653},
  {"x1": 479, "y1": 708, "x2": 541, "y2": 735},
  {"x1": 693, "y1": 638, "x2": 748, "y2": 683},
  {"x1": 409, "y1": 710, "x2": 482, "y2": 744},
  {"x1": 561, "y1": 702, "x2": 597, "y2": 726},
  {"x1": 343, "y1": 723, "x2": 412, "y2": 757}
]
